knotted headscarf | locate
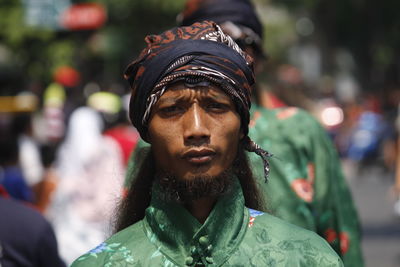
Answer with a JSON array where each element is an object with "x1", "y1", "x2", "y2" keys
[{"x1": 124, "y1": 21, "x2": 272, "y2": 182}]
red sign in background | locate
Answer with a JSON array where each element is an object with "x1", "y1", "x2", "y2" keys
[{"x1": 60, "y1": 3, "x2": 107, "y2": 30}]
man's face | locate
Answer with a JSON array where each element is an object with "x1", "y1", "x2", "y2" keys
[{"x1": 148, "y1": 82, "x2": 243, "y2": 182}]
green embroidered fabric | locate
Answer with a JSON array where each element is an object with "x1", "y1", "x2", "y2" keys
[
  {"x1": 72, "y1": 177, "x2": 343, "y2": 266},
  {"x1": 246, "y1": 107, "x2": 363, "y2": 266}
]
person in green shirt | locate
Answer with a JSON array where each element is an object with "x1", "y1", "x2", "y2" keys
[
  {"x1": 72, "y1": 21, "x2": 342, "y2": 266},
  {"x1": 124, "y1": 0, "x2": 364, "y2": 266}
]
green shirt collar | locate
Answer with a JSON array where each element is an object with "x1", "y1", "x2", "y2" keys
[{"x1": 143, "y1": 177, "x2": 249, "y2": 266}]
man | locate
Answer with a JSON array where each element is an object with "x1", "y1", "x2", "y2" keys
[
  {"x1": 0, "y1": 186, "x2": 66, "y2": 267},
  {"x1": 72, "y1": 21, "x2": 342, "y2": 266},
  {"x1": 125, "y1": 0, "x2": 364, "y2": 266},
  {"x1": 0, "y1": 123, "x2": 65, "y2": 267},
  {"x1": 48, "y1": 106, "x2": 124, "y2": 265}
]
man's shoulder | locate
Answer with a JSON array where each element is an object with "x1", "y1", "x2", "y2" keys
[
  {"x1": 71, "y1": 221, "x2": 151, "y2": 267},
  {"x1": 0, "y1": 197, "x2": 48, "y2": 233},
  {"x1": 272, "y1": 107, "x2": 319, "y2": 126},
  {"x1": 244, "y1": 209, "x2": 343, "y2": 265},
  {"x1": 251, "y1": 106, "x2": 321, "y2": 131},
  {"x1": 249, "y1": 209, "x2": 323, "y2": 240}
]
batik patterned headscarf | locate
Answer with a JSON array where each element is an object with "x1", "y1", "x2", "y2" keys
[{"x1": 124, "y1": 21, "x2": 272, "y2": 181}]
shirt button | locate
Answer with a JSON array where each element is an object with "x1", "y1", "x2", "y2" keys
[
  {"x1": 185, "y1": 256, "x2": 194, "y2": 266},
  {"x1": 199, "y1": 236, "x2": 209, "y2": 246}
]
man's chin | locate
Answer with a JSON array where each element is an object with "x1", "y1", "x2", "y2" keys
[
  {"x1": 180, "y1": 163, "x2": 213, "y2": 176},
  {"x1": 155, "y1": 169, "x2": 232, "y2": 203}
]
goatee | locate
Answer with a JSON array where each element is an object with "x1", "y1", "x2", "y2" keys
[{"x1": 154, "y1": 169, "x2": 233, "y2": 204}]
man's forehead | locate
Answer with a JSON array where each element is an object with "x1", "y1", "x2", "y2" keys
[{"x1": 159, "y1": 82, "x2": 231, "y2": 101}]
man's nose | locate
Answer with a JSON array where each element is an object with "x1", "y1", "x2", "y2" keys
[{"x1": 183, "y1": 104, "x2": 210, "y2": 146}]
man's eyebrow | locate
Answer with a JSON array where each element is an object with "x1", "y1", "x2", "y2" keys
[
  {"x1": 156, "y1": 96, "x2": 184, "y2": 106},
  {"x1": 205, "y1": 93, "x2": 231, "y2": 102}
]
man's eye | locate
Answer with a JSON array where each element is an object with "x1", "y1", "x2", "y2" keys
[
  {"x1": 159, "y1": 106, "x2": 182, "y2": 115},
  {"x1": 207, "y1": 102, "x2": 228, "y2": 112}
]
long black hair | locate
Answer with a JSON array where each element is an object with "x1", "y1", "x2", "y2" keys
[{"x1": 114, "y1": 142, "x2": 265, "y2": 233}]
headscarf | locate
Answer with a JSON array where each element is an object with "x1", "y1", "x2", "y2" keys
[
  {"x1": 124, "y1": 21, "x2": 272, "y2": 181},
  {"x1": 56, "y1": 107, "x2": 104, "y2": 175},
  {"x1": 178, "y1": 0, "x2": 264, "y2": 57}
]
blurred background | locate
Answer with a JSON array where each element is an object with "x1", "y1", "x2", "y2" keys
[{"x1": 0, "y1": 0, "x2": 399, "y2": 266}]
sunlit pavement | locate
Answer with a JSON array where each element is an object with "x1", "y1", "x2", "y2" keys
[{"x1": 345, "y1": 163, "x2": 400, "y2": 267}]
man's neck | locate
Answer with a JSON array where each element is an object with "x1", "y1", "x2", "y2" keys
[{"x1": 184, "y1": 197, "x2": 218, "y2": 224}]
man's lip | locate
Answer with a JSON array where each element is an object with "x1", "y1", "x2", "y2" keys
[{"x1": 182, "y1": 149, "x2": 216, "y2": 164}]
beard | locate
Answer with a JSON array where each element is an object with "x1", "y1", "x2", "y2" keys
[{"x1": 154, "y1": 168, "x2": 233, "y2": 204}]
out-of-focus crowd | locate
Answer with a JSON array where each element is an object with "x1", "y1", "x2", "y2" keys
[{"x1": 0, "y1": 86, "x2": 139, "y2": 265}]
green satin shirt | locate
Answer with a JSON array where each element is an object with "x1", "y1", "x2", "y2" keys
[
  {"x1": 123, "y1": 106, "x2": 363, "y2": 266},
  {"x1": 72, "y1": 178, "x2": 343, "y2": 266},
  {"x1": 246, "y1": 107, "x2": 363, "y2": 266}
]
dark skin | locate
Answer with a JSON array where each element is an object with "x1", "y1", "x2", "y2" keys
[{"x1": 147, "y1": 82, "x2": 243, "y2": 223}]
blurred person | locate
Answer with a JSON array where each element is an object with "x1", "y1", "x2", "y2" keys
[
  {"x1": 0, "y1": 114, "x2": 35, "y2": 203},
  {"x1": 28, "y1": 84, "x2": 69, "y2": 213},
  {"x1": 123, "y1": 0, "x2": 364, "y2": 265},
  {"x1": 47, "y1": 106, "x2": 125, "y2": 265},
  {"x1": 0, "y1": 140, "x2": 34, "y2": 203},
  {"x1": 13, "y1": 112, "x2": 44, "y2": 189},
  {"x1": 87, "y1": 92, "x2": 140, "y2": 167},
  {"x1": 0, "y1": 94, "x2": 43, "y2": 204},
  {"x1": 72, "y1": 21, "x2": 343, "y2": 266},
  {"x1": 103, "y1": 109, "x2": 140, "y2": 167},
  {"x1": 12, "y1": 112, "x2": 56, "y2": 212},
  {"x1": 273, "y1": 64, "x2": 316, "y2": 111},
  {"x1": 42, "y1": 83, "x2": 66, "y2": 143},
  {"x1": 344, "y1": 92, "x2": 392, "y2": 176},
  {"x1": 0, "y1": 185, "x2": 66, "y2": 267}
]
